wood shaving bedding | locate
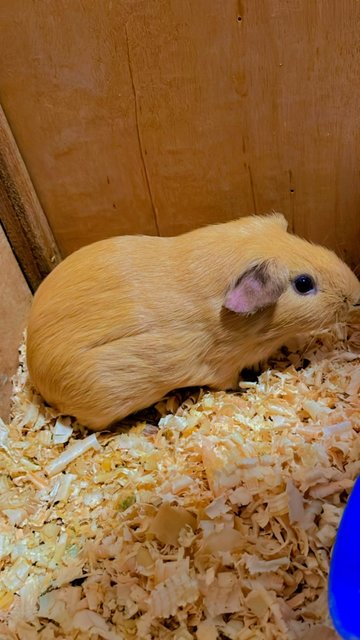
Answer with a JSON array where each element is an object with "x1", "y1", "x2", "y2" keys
[{"x1": 0, "y1": 323, "x2": 359, "y2": 640}]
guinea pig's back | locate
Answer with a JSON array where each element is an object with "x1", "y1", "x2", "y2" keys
[{"x1": 26, "y1": 235, "x2": 170, "y2": 403}]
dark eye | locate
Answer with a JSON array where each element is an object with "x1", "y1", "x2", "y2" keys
[{"x1": 292, "y1": 274, "x2": 316, "y2": 295}]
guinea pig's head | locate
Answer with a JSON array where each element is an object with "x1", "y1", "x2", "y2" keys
[{"x1": 224, "y1": 213, "x2": 360, "y2": 338}]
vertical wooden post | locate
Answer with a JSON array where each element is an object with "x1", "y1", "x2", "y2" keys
[{"x1": 0, "y1": 104, "x2": 61, "y2": 292}]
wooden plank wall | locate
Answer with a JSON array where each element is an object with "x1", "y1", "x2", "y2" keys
[
  {"x1": 0, "y1": 0, "x2": 359, "y2": 267},
  {"x1": 0, "y1": 104, "x2": 61, "y2": 292},
  {"x1": 0, "y1": 226, "x2": 32, "y2": 421}
]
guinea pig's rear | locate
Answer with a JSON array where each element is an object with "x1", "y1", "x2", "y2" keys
[{"x1": 26, "y1": 236, "x2": 177, "y2": 430}]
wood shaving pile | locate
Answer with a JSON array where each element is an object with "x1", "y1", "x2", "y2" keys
[{"x1": 1, "y1": 323, "x2": 359, "y2": 640}]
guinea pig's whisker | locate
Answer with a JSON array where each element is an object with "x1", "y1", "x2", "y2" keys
[
  {"x1": 353, "y1": 263, "x2": 360, "y2": 277},
  {"x1": 300, "y1": 313, "x2": 336, "y2": 356}
]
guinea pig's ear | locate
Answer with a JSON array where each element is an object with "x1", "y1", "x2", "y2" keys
[{"x1": 224, "y1": 259, "x2": 288, "y2": 314}]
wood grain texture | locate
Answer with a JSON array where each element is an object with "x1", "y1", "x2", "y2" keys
[
  {"x1": 0, "y1": 0, "x2": 359, "y2": 266},
  {"x1": 0, "y1": 104, "x2": 61, "y2": 291},
  {"x1": 0, "y1": 225, "x2": 32, "y2": 421},
  {"x1": 0, "y1": 1, "x2": 159, "y2": 255}
]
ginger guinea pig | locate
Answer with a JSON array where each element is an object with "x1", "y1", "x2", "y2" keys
[{"x1": 26, "y1": 213, "x2": 360, "y2": 431}]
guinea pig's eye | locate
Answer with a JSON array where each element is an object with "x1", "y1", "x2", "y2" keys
[{"x1": 292, "y1": 274, "x2": 316, "y2": 295}]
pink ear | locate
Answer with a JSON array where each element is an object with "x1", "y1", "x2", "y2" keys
[{"x1": 224, "y1": 261, "x2": 288, "y2": 315}]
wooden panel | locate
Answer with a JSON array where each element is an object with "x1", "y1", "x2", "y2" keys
[
  {"x1": 0, "y1": 225, "x2": 32, "y2": 421},
  {"x1": 0, "y1": 1, "x2": 159, "y2": 255},
  {"x1": 0, "y1": 0, "x2": 359, "y2": 267},
  {"x1": 0, "y1": 104, "x2": 61, "y2": 292}
]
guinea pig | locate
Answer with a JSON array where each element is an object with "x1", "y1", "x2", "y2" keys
[{"x1": 26, "y1": 213, "x2": 360, "y2": 431}]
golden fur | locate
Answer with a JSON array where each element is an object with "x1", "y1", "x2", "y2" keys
[{"x1": 26, "y1": 213, "x2": 360, "y2": 430}]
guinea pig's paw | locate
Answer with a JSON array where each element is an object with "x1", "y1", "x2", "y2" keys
[{"x1": 142, "y1": 423, "x2": 160, "y2": 436}]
